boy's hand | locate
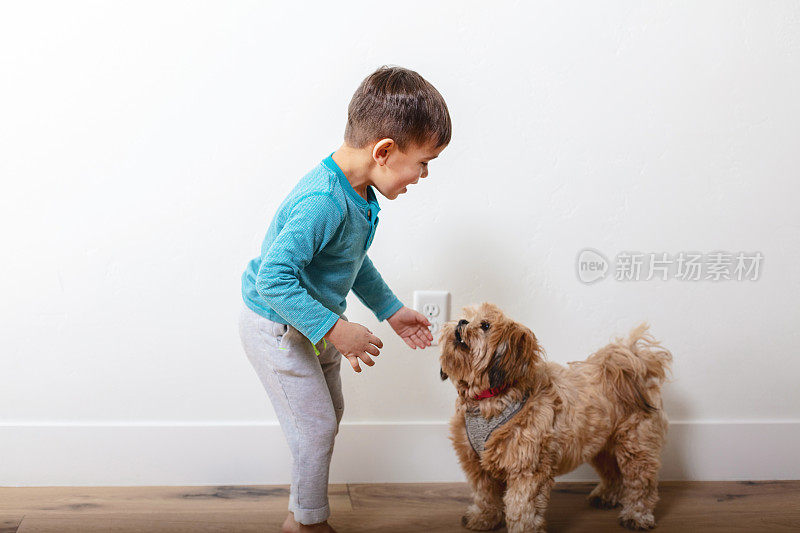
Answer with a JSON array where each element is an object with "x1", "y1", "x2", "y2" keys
[
  {"x1": 324, "y1": 319, "x2": 383, "y2": 373},
  {"x1": 387, "y1": 306, "x2": 434, "y2": 349}
]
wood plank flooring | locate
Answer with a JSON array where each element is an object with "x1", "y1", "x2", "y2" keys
[{"x1": 0, "y1": 481, "x2": 797, "y2": 532}]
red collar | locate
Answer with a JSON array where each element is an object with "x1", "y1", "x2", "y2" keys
[{"x1": 473, "y1": 383, "x2": 513, "y2": 400}]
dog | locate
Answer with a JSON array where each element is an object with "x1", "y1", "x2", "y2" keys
[{"x1": 439, "y1": 303, "x2": 672, "y2": 533}]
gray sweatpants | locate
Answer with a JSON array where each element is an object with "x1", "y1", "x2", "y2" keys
[{"x1": 237, "y1": 302, "x2": 345, "y2": 525}]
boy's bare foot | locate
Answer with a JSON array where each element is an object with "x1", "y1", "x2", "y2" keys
[
  {"x1": 281, "y1": 512, "x2": 337, "y2": 533},
  {"x1": 299, "y1": 523, "x2": 337, "y2": 533},
  {"x1": 281, "y1": 512, "x2": 299, "y2": 533}
]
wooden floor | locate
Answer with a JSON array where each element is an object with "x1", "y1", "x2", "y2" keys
[{"x1": 0, "y1": 481, "x2": 798, "y2": 532}]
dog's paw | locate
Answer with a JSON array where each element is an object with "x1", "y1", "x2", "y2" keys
[
  {"x1": 619, "y1": 511, "x2": 656, "y2": 530},
  {"x1": 461, "y1": 504, "x2": 504, "y2": 530},
  {"x1": 505, "y1": 520, "x2": 546, "y2": 533},
  {"x1": 588, "y1": 494, "x2": 621, "y2": 510},
  {"x1": 588, "y1": 484, "x2": 622, "y2": 510}
]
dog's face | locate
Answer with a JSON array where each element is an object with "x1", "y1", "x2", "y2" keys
[{"x1": 438, "y1": 302, "x2": 543, "y2": 394}]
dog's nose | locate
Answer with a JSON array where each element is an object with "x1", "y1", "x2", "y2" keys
[{"x1": 455, "y1": 319, "x2": 469, "y2": 343}]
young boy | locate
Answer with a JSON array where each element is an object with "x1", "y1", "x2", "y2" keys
[{"x1": 237, "y1": 65, "x2": 451, "y2": 532}]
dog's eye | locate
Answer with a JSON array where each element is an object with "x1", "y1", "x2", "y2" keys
[{"x1": 480, "y1": 321, "x2": 490, "y2": 331}]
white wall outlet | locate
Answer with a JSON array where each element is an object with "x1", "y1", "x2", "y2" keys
[{"x1": 413, "y1": 290, "x2": 450, "y2": 345}]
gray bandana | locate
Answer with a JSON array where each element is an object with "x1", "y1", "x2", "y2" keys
[{"x1": 464, "y1": 394, "x2": 529, "y2": 457}]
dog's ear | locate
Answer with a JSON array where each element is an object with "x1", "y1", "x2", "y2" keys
[
  {"x1": 487, "y1": 322, "x2": 540, "y2": 387},
  {"x1": 487, "y1": 357, "x2": 507, "y2": 389},
  {"x1": 440, "y1": 367, "x2": 449, "y2": 381}
]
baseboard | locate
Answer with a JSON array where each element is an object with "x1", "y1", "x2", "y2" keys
[{"x1": 1, "y1": 421, "x2": 797, "y2": 486}]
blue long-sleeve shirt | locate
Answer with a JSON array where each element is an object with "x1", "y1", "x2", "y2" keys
[{"x1": 241, "y1": 152, "x2": 404, "y2": 345}]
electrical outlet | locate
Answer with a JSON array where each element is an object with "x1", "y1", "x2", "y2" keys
[{"x1": 413, "y1": 290, "x2": 450, "y2": 345}]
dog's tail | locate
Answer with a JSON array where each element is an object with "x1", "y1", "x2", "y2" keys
[{"x1": 591, "y1": 322, "x2": 673, "y2": 414}]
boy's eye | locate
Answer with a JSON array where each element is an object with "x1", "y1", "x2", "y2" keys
[{"x1": 421, "y1": 162, "x2": 428, "y2": 167}]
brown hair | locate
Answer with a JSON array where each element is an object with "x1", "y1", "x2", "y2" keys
[{"x1": 344, "y1": 65, "x2": 451, "y2": 152}]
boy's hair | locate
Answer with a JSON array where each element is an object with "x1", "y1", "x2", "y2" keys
[{"x1": 344, "y1": 65, "x2": 451, "y2": 152}]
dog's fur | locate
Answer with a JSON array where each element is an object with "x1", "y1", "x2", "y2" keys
[{"x1": 439, "y1": 303, "x2": 672, "y2": 533}]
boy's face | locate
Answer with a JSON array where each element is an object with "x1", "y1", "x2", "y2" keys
[{"x1": 371, "y1": 139, "x2": 447, "y2": 200}]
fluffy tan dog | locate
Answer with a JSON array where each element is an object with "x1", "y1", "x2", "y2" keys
[{"x1": 439, "y1": 303, "x2": 672, "y2": 533}]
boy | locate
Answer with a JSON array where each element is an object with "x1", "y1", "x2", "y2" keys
[{"x1": 238, "y1": 65, "x2": 451, "y2": 532}]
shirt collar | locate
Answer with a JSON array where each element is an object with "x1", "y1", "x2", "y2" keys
[{"x1": 322, "y1": 152, "x2": 380, "y2": 215}]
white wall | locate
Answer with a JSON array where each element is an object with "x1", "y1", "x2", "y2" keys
[{"x1": 1, "y1": 1, "x2": 798, "y2": 485}]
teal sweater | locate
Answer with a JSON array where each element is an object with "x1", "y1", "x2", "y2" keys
[{"x1": 241, "y1": 152, "x2": 404, "y2": 345}]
